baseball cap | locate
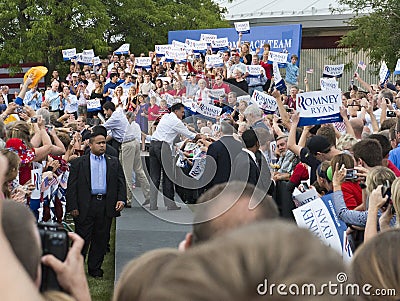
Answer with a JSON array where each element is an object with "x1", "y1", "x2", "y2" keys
[{"x1": 306, "y1": 135, "x2": 331, "y2": 155}]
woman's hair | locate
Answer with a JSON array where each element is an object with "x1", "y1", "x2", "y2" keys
[
  {"x1": 331, "y1": 153, "x2": 355, "y2": 179},
  {"x1": 143, "y1": 221, "x2": 349, "y2": 301},
  {"x1": 391, "y1": 178, "x2": 400, "y2": 227},
  {"x1": 351, "y1": 229, "x2": 400, "y2": 300},
  {"x1": 365, "y1": 166, "x2": 396, "y2": 194},
  {"x1": 113, "y1": 248, "x2": 179, "y2": 301},
  {"x1": 336, "y1": 134, "x2": 358, "y2": 151},
  {"x1": 6, "y1": 121, "x2": 32, "y2": 146},
  {"x1": 317, "y1": 161, "x2": 332, "y2": 183}
]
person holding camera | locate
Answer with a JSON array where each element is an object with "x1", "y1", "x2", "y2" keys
[{"x1": 66, "y1": 125, "x2": 126, "y2": 278}]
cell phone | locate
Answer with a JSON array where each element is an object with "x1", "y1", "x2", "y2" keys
[
  {"x1": 386, "y1": 111, "x2": 396, "y2": 118},
  {"x1": 45, "y1": 125, "x2": 54, "y2": 132},
  {"x1": 345, "y1": 169, "x2": 358, "y2": 180},
  {"x1": 38, "y1": 222, "x2": 69, "y2": 292},
  {"x1": 31, "y1": 117, "x2": 38, "y2": 123},
  {"x1": 16, "y1": 107, "x2": 23, "y2": 113}
]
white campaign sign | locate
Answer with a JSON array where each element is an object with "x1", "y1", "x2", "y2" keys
[
  {"x1": 246, "y1": 65, "x2": 262, "y2": 77},
  {"x1": 296, "y1": 89, "x2": 342, "y2": 126},
  {"x1": 234, "y1": 21, "x2": 250, "y2": 34},
  {"x1": 200, "y1": 34, "x2": 217, "y2": 43},
  {"x1": 320, "y1": 78, "x2": 339, "y2": 91},
  {"x1": 394, "y1": 59, "x2": 400, "y2": 75},
  {"x1": 172, "y1": 40, "x2": 187, "y2": 50},
  {"x1": 205, "y1": 54, "x2": 224, "y2": 68},
  {"x1": 379, "y1": 61, "x2": 390, "y2": 83},
  {"x1": 92, "y1": 56, "x2": 101, "y2": 66},
  {"x1": 272, "y1": 61, "x2": 282, "y2": 83},
  {"x1": 114, "y1": 44, "x2": 130, "y2": 54},
  {"x1": 323, "y1": 64, "x2": 344, "y2": 78},
  {"x1": 87, "y1": 98, "x2": 101, "y2": 111},
  {"x1": 211, "y1": 38, "x2": 229, "y2": 49},
  {"x1": 293, "y1": 198, "x2": 343, "y2": 255},
  {"x1": 208, "y1": 88, "x2": 225, "y2": 100},
  {"x1": 251, "y1": 90, "x2": 278, "y2": 114},
  {"x1": 195, "y1": 102, "x2": 222, "y2": 118},
  {"x1": 155, "y1": 44, "x2": 171, "y2": 55},
  {"x1": 135, "y1": 57, "x2": 152, "y2": 68},
  {"x1": 83, "y1": 49, "x2": 94, "y2": 57},
  {"x1": 268, "y1": 51, "x2": 288, "y2": 64},
  {"x1": 62, "y1": 48, "x2": 76, "y2": 61},
  {"x1": 165, "y1": 50, "x2": 187, "y2": 62}
]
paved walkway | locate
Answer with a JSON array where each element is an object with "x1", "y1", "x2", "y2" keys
[{"x1": 115, "y1": 187, "x2": 193, "y2": 280}]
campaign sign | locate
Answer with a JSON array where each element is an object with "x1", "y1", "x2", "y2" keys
[
  {"x1": 234, "y1": 21, "x2": 250, "y2": 34},
  {"x1": 292, "y1": 187, "x2": 319, "y2": 207},
  {"x1": 237, "y1": 95, "x2": 251, "y2": 104},
  {"x1": 165, "y1": 50, "x2": 187, "y2": 62},
  {"x1": 379, "y1": 61, "x2": 390, "y2": 83},
  {"x1": 77, "y1": 53, "x2": 94, "y2": 65},
  {"x1": 205, "y1": 54, "x2": 224, "y2": 68},
  {"x1": 394, "y1": 59, "x2": 400, "y2": 75},
  {"x1": 189, "y1": 151, "x2": 207, "y2": 180},
  {"x1": 62, "y1": 48, "x2": 76, "y2": 61},
  {"x1": 87, "y1": 98, "x2": 101, "y2": 112},
  {"x1": 320, "y1": 78, "x2": 339, "y2": 91},
  {"x1": 200, "y1": 33, "x2": 217, "y2": 43},
  {"x1": 211, "y1": 37, "x2": 229, "y2": 52},
  {"x1": 31, "y1": 169, "x2": 42, "y2": 200},
  {"x1": 272, "y1": 61, "x2": 286, "y2": 93},
  {"x1": 195, "y1": 102, "x2": 222, "y2": 118},
  {"x1": 246, "y1": 65, "x2": 262, "y2": 78},
  {"x1": 322, "y1": 64, "x2": 344, "y2": 78},
  {"x1": 251, "y1": 90, "x2": 277, "y2": 114},
  {"x1": 208, "y1": 88, "x2": 225, "y2": 100},
  {"x1": 296, "y1": 89, "x2": 342, "y2": 126},
  {"x1": 83, "y1": 49, "x2": 94, "y2": 57},
  {"x1": 92, "y1": 56, "x2": 101, "y2": 66},
  {"x1": 293, "y1": 196, "x2": 352, "y2": 260},
  {"x1": 268, "y1": 51, "x2": 288, "y2": 64},
  {"x1": 155, "y1": 44, "x2": 171, "y2": 57},
  {"x1": 135, "y1": 57, "x2": 152, "y2": 70},
  {"x1": 192, "y1": 41, "x2": 208, "y2": 54},
  {"x1": 114, "y1": 43, "x2": 130, "y2": 55},
  {"x1": 172, "y1": 40, "x2": 187, "y2": 50}
]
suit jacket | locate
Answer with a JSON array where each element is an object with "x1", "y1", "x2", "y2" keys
[
  {"x1": 66, "y1": 153, "x2": 126, "y2": 223},
  {"x1": 206, "y1": 136, "x2": 243, "y2": 187},
  {"x1": 232, "y1": 150, "x2": 260, "y2": 186}
]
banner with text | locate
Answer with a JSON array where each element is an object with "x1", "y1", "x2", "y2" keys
[
  {"x1": 268, "y1": 51, "x2": 288, "y2": 64},
  {"x1": 320, "y1": 78, "x2": 339, "y2": 91},
  {"x1": 195, "y1": 102, "x2": 222, "y2": 118},
  {"x1": 200, "y1": 33, "x2": 217, "y2": 44},
  {"x1": 211, "y1": 37, "x2": 229, "y2": 52},
  {"x1": 135, "y1": 57, "x2": 152, "y2": 70},
  {"x1": 62, "y1": 48, "x2": 77, "y2": 61},
  {"x1": 322, "y1": 64, "x2": 344, "y2": 78},
  {"x1": 114, "y1": 44, "x2": 130, "y2": 55},
  {"x1": 296, "y1": 89, "x2": 342, "y2": 126},
  {"x1": 379, "y1": 61, "x2": 390, "y2": 83},
  {"x1": 234, "y1": 21, "x2": 250, "y2": 34},
  {"x1": 205, "y1": 54, "x2": 224, "y2": 68},
  {"x1": 251, "y1": 90, "x2": 278, "y2": 114}
]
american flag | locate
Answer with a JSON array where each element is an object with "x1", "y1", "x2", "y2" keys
[
  {"x1": 306, "y1": 68, "x2": 314, "y2": 74},
  {"x1": 357, "y1": 61, "x2": 367, "y2": 71}
]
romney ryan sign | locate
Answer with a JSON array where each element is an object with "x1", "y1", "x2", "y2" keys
[{"x1": 168, "y1": 24, "x2": 302, "y2": 65}]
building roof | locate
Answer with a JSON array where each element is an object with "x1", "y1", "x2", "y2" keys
[{"x1": 217, "y1": 0, "x2": 352, "y2": 21}]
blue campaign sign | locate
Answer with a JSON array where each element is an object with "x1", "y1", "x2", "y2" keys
[{"x1": 168, "y1": 24, "x2": 302, "y2": 64}]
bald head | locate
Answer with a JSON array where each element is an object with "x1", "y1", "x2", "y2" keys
[{"x1": 350, "y1": 118, "x2": 364, "y2": 139}]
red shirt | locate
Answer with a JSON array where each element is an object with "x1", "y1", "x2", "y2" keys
[
  {"x1": 387, "y1": 160, "x2": 400, "y2": 177},
  {"x1": 212, "y1": 83, "x2": 231, "y2": 94},
  {"x1": 260, "y1": 61, "x2": 273, "y2": 79},
  {"x1": 341, "y1": 181, "x2": 363, "y2": 210},
  {"x1": 148, "y1": 104, "x2": 160, "y2": 121}
]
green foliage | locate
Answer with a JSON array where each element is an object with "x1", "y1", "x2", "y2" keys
[
  {"x1": 0, "y1": 0, "x2": 229, "y2": 75},
  {"x1": 336, "y1": 0, "x2": 400, "y2": 69}
]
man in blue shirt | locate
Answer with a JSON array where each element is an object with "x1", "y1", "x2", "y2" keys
[
  {"x1": 66, "y1": 126, "x2": 126, "y2": 278},
  {"x1": 285, "y1": 54, "x2": 299, "y2": 89},
  {"x1": 103, "y1": 73, "x2": 121, "y2": 102}
]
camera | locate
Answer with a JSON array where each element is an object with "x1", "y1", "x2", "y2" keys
[
  {"x1": 345, "y1": 169, "x2": 357, "y2": 180},
  {"x1": 16, "y1": 106, "x2": 24, "y2": 114},
  {"x1": 31, "y1": 117, "x2": 38, "y2": 123},
  {"x1": 386, "y1": 110, "x2": 396, "y2": 118},
  {"x1": 38, "y1": 222, "x2": 69, "y2": 292},
  {"x1": 381, "y1": 180, "x2": 395, "y2": 214}
]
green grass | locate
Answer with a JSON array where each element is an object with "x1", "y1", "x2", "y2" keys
[{"x1": 85, "y1": 220, "x2": 116, "y2": 301}]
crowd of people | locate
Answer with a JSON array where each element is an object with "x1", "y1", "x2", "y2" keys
[{"x1": 1, "y1": 35, "x2": 400, "y2": 300}]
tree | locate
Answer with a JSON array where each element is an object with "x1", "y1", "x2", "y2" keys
[
  {"x1": 0, "y1": 0, "x2": 111, "y2": 77},
  {"x1": 336, "y1": 0, "x2": 400, "y2": 70}
]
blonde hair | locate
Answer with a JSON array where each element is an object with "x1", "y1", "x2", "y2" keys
[
  {"x1": 336, "y1": 134, "x2": 358, "y2": 151},
  {"x1": 365, "y1": 166, "x2": 396, "y2": 194},
  {"x1": 113, "y1": 248, "x2": 179, "y2": 301},
  {"x1": 351, "y1": 229, "x2": 400, "y2": 300}
]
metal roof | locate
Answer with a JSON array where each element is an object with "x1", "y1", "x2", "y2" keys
[{"x1": 216, "y1": 0, "x2": 352, "y2": 21}]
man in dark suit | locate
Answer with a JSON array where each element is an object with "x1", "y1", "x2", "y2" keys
[
  {"x1": 66, "y1": 126, "x2": 126, "y2": 278},
  {"x1": 206, "y1": 121, "x2": 243, "y2": 188}
]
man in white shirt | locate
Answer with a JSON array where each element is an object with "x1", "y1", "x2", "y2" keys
[
  {"x1": 62, "y1": 86, "x2": 78, "y2": 118},
  {"x1": 139, "y1": 73, "x2": 155, "y2": 96},
  {"x1": 149, "y1": 103, "x2": 200, "y2": 210}
]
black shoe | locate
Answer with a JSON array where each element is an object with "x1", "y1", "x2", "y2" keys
[
  {"x1": 89, "y1": 269, "x2": 103, "y2": 278},
  {"x1": 125, "y1": 203, "x2": 132, "y2": 208},
  {"x1": 149, "y1": 206, "x2": 158, "y2": 211},
  {"x1": 167, "y1": 205, "x2": 181, "y2": 210},
  {"x1": 142, "y1": 200, "x2": 150, "y2": 206}
]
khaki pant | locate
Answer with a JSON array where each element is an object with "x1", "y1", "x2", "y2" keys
[
  {"x1": 148, "y1": 120, "x2": 156, "y2": 135},
  {"x1": 120, "y1": 139, "x2": 150, "y2": 204}
]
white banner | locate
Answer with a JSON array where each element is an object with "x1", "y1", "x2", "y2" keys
[
  {"x1": 155, "y1": 44, "x2": 171, "y2": 56},
  {"x1": 62, "y1": 48, "x2": 76, "y2": 61},
  {"x1": 114, "y1": 43, "x2": 130, "y2": 55},
  {"x1": 200, "y1": 34, "x2": 217, "y2": 43},
  {"x1": 83, "y1": 49, "x2": 94, "y2": 57},
  {"x1": 173, "y1": 40, "x2": 187, "y2": 50},
  {"x1": 292, "y1": 187, "x2": 319, "y2": 207},
  {"x1": 87, "y1": 98, "x2": 101, "y2": 112},
  {"x1": 208, "y1": 88, "x2": 225, "y2": 100},
  {"x1": 293, "y1": 198, "x2": 343, "y2": 255},
  {"x1": 379, "y1": 61, "x2": 390, "y2": 83},
  {"x1": 195, "y1": 102, "x2": 222, "y2": 118},
  {"x1": 394, "y1": 59, "x2": 400, "y2": 75},
  {"x1": 234, "y1": 21, "x2": 250, "y2": 34},
  {"x1": 192, "y1": 40, "x2": 208, "y2": 53},
  {"x1": 251, "y1": 90, "x2": 278, "y2": 114},
  {"x1": 77, "y1": 53, "x2": 94, "y2": 65},
  {"x1": 246, "y1": 65, "x2": 262, "y2": 77},
  {"x1": 268, "y1": 51, "x2": 288, "y2": 64},
  {"x1": 165, "y1": 50, "x2": 187, "y2": 62},
  {"x1": 205, "y1": 54, "x2": 224, "y2": 68},
  {"x1": 189, "y1": 151, "x2": 207, "y2": 180},
  {"x1": 92, "y1": 56, "x2": 101, "y2": 66},
  {"x1": 323, "y1": 64, "x2": 344, "y2": 78},
  {"x1": 211, "y1": 37, "x2": 229, "y2": 50},
  {"x1": 31, "y1": 168, "x2": 42, "y2": 200},
  {"x1": 272, "y1": 61, "x2": 282, "y2": 83},
  {"x1": 135, "y1": 57, "x2": 152, "y2": 69},
  {"x1": 163, "y1": 93, "x2": 176, "y2": 106},
  {"x1": 296, "y1": 89, "x2": 342, "y2": 126},
  {"x1": 237, "y1": 95, "x2": 251, "y2": 104},
  {"x1": 320, "y1": 78, "x2": 339, "y2": 91}
]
